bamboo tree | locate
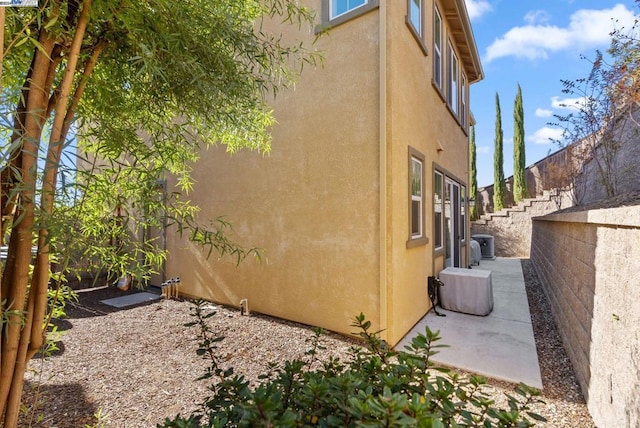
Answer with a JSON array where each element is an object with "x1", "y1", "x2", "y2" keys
[
  {"x1": 469, "y1": 125, "x2": 478, "y2": 220},
  {"x1": 513, "y1": 84, "x2": 528, "y2": 202},
  {"x1": 0, "y1": 1, "x2": 319, "y2": 424},
  {"x1": 493, "y1": 93, "x2": 506, "y2": 211}
]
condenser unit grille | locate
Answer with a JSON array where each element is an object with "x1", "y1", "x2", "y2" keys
[{"x1": 472, "y1": 235, "x2": 495, "y2": 259}]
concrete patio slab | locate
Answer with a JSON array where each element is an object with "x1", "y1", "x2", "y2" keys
[
  {"x1": 100, "y1": 291, "x2": 160, "y2": 308},
  {"x1": 396, "y1": 258, "x2": 543, "y2": 389}
]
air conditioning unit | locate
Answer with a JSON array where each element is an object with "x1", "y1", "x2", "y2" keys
[{"x1": 471, "y1": 234, "x2": 495, "y2": 260}]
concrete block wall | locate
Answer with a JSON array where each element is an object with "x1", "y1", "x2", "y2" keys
[
  {"x1": 530, "y1": 203, "x2": 640, "y2": 428},
  {"x1": 580, "y1": 111, "x2": 640, "y2": 205},
  {"x1": 471, "y1": 190, "x2": 571, "y2": 258}
]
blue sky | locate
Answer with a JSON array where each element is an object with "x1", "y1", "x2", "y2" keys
[{"x1": 465, "y1": 0, "x2": 639, "y2": 187}]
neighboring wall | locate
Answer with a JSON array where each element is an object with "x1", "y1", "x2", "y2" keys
[
  {"x1": 478, "y1": 108, "x2": 640, "y2": 215},
  {"x1": 474, "y1": 107, "x2": 639, "y2": 259},
  {"x1": 530, "y1": 198, "x2": 640, "y2": 428},
  {"x1": 471, "y1": 190, "x2": 572, "y2": 258},
  {"x1": 476, "y1": 145, "x2": 577, "y2": 216},
  {"x1": 580, "y1": 109, "x2": 640, "y2": 205}
]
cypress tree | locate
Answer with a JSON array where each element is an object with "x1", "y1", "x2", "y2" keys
[
  {"x1": 493, "y1": 93, "x2": 506, "y2": 211},
  {"x1": 469, "y1": 125, "x2": 478, "y2": 220},
  {"x1": 513, "y1": 84, "x2": 528, "y2": 202}
]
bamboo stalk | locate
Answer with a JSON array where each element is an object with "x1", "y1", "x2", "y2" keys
[{"x1": 28, "y1": 0, "x2": 93, "y2": 360}]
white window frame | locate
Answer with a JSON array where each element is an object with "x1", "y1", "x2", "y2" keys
[
  {"x1": 447, "y1": 42, "x2": 459, "y2": 114},
  {"x1": 411, "y1": 156, "x2": 423, "y2": 239},
  {"x1": 433, "y1": 5, "x2": 443, "y2": 89},
  {"x1": 330, "y1": 0, "x2": 368, "y2": 20},
  {"x1": 434, "y1": 170, "x2": 444, "y2": 251},
  {"x1": 408, "y1": 0, "x2": 422, "y2": 36},
  {"x1": 461, "y1": 73, "x2": 468, "y2": 127},
  {"x1": 460, "y1": 185, "x2": 466, "y2": 243},
  {"x1": 408, "y1": 147, "x2": 428, "y2": 247}
]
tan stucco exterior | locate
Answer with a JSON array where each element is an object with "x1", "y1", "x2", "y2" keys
[{"x1": 164, "y1": 0, "x2": 482, "y2": 346}]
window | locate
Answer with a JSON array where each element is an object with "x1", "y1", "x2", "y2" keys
[
  {"x1": 321, "y1": 0, "x2": 379, "y2": 29},
  {"x1": 461, "y1": 73, "x2": 468, "y2": 127},
  {"x1": 447, "y1": 43, "x2": 459, "y2": 114},
  {"x1": 331, "y1": 0, "x2": 367, "y2": 19},
  {"x1": 411, "y1": 157, "x2": 423, "y2": 237},
  {"x1": 407, "y1": 148, "x2": 427, "y2": 247},
  {"x1": 433, "y1": 6, "x2": 443, "y2": 89},
  {"x1": 434, "y1": 170, "x2": 444, "y2": 250},
  {"x1": 408, "y1": 0, "x2": 422, "y2": 35},
  {"x1": 406, "y1": 0, "x2": 427, "y2": 54}
]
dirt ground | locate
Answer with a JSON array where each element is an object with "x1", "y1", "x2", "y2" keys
[{"x1": 18, "y1": 260, "x2": 594, "y2": 427}]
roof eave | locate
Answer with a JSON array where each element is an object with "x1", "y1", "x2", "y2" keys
[{"x1": 441, "y1": 0, "x2": 484, "y2": 83}]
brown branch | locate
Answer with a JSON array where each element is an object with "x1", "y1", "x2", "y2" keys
[
  {"x1": 28, "y1": 0, "x2": 94, "y2": 360},
  {"x1": 61, "y1": 39, "x2": 106, "y2": 142},
  {"x1": 0, "y1": 17, "x2": 57, "y2": 425},
  {"x1": 45, "y1": 44, "x2": 65, "y2": 117},
  {"x1": 2, "y1": 278, "x2": 36, "y2": 427}
]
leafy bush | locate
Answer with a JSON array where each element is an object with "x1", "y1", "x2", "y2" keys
[{"x1": 159, "y1": 301, "x2": 546, "y2": 427}]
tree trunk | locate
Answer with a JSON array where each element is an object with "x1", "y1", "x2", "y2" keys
[
  {"x1": 0, "y1": 1, "x2": 100, "y2": 423},
  {"x1": 0, "y1": 23, "x2": 57, "y2": 425}
]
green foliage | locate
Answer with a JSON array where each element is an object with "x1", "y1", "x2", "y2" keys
[
  {"x1": 1, "y1": 2, "x2": 321, "y2": 423},
  {"x1": 469, "y1": 126, "x2": 478, "y2": 221},
  {"x1": 1, "y1": 0, "x2": 320, "y2": 284},
  {"x1": 493, "y1": 93, "x2": 506, "y2": 212},
  {"x1": 84, "y1": 409, "x2": 109, "y2": 428},
  {"x1": 512, "y1": 84, "x2": 528, "y2": 203},
  {"x1": 42, "y1": 282, "x2": 78, "y2": 357},
  {"x1": 159, "y1": 303, "x2": 547, "y2": 427}
]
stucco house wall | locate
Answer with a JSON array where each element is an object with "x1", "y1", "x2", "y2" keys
[
  {"x1": 383, "y1": 0, "x2": 479, "y2": 343},
  {"x1": 530, "y1": 200, "x2": 640, "y2": 428},
  {"x1": 164, "y1": 0, "x2": 482, "y2": 346},
  {"x1": 166, "y1": 1, "x2": 382, "y2": 337}
]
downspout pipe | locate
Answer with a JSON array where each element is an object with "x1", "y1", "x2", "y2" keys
[{"x1": 378, "y1": 0, "x2": 388, "y2": 341}]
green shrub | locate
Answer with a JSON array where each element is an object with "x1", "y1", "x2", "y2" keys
[{"x1": 159, "y1": 301, "x2": 546, "y2": 427}]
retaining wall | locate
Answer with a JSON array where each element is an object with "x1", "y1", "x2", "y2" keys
[
  {"x1": 471, "y1": 190, "x2": 572, "y2": 258},
  {"x1": 530, "y1": 200, "x2": 640, "y2": 428}
]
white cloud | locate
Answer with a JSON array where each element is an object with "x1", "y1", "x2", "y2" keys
[
  {"x1": 477, "y1": 145, "x2": 491, "y2": 154},
  {"x1": 524, "y1": 10, "x2": 550, "y2": 25},
  {"x1": 465, "y1": 0, "x2": 492, "y2": 20},
  {"x1": 551, "y1": 95, "x2": 587, "y2": 110},
  {"x1": 527, "y1": 127, "x2": 564, "y2": 145},
  {"x1": 484, "y1": 4, "x2": 637, "y2": 63},
  {"x1": 535, "y1": 108, "x2": 553, "y2": 118}
]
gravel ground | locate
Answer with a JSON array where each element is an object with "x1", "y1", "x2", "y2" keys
[{"x1": 18, "y1": 259, "x2": 595, "y2": 427}]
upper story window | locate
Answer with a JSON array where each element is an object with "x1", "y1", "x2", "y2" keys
[
  {"x1": 406, "y1": 0, "x2": 427, "y2": 54},
  {"x1": 331, "y1": 0, "x2": 367, "y2": 19},
  {"x1": 447, "y1": 42, "x2": 459, "y2": 114},
  {"x1": 408, "y1": 0, "x2": 422, "y2": 35},
  {"x1": 461, "y1": 73, "x2": 468, "y2": 128},
  {"x1": 321, "y1": 0, "x2": 379, "y2": 29},
  {"x1": 433, "y1": 5, "x2": 443, "y2": 89}
]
